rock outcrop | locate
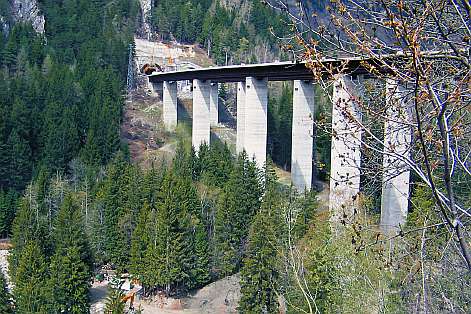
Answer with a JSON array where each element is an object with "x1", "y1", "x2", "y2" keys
[
  {"x1": 10, "y1": 0, "x2": 45, "y2": 34},
  {"x1": 137, "y1": 0, "x2": 152, "y2": 40}
]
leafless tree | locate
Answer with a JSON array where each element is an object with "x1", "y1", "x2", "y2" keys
[{"x1": 267, "y1": 0, "x2": 470, "y2": 271}]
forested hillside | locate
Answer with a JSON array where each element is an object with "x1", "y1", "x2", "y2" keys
[
  {"x1": 151, "y1": 0, "x2": 290, "y2": 64},
  {"x1": 1, "y1": 0, "x2": 468, "y2": 313},
  {"x1": 0, "y1": 0, "x2": 322, "y2": 312}
]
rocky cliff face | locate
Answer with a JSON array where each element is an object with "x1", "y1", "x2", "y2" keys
[
  {"x1": 137, "y1": 0, "x2": 152, "y2": 40},
  {"x1": 9, "y1": 0, "x2": 45, "y2": 34},
  {"x1": 0, "y1": 14, "x2": 9, "y2": 35}
]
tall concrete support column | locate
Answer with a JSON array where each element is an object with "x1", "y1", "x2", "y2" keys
[
  {"x1": 245, "y1": 77, "x2": 268, "y2": 169},
  {"x1": 210, "y1": 83, "x2": 219, "y2": 127},
  {"x1": 163, "y1": 81, "x2": 177, "y2": 131},
  {"x1": 329, "y1": 75, "x2": 362, "y2": 222},
  {"x1": 192, "y1": 79, "x2": 211, "y2": 152},
  {"x1": 381, "y1": 79, "x2": 411, "y2": 233},
  {"x1": 236, "y1": 82, "x2": 246, "y2": 154},
  {"x1": 291, "y1": 80, "x2": 315, "y2": 191},
  {"x1": 150, "y1": 81, "x2": 163, "y2": 99}
]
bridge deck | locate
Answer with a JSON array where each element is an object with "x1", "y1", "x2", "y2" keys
[{"x1": 147, "y1": 59, "x2": 369, "y2": 83}]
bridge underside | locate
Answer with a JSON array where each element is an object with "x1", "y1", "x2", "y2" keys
[{"x1": 148, "y1": 60, "x2": 369, "y2": 83}]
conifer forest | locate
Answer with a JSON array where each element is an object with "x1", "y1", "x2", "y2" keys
[{"x1": 0, "y1": 0, "x2": 470, "y2": 313}]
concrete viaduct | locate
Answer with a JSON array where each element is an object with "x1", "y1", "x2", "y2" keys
[{"x1": 148, "y1": 60, "x2": 410, "y2": 231}]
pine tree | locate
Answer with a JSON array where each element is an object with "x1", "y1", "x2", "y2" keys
[
  {"x1": 53, "y1": 195, "x2": 93, "y2": 271},
  {"x1": 48, "y1": 247, "x2": 90, "y2": 313},
  {"x1": 214, "y1": 152, "x2": 262, "y2": 276},
  {"x1": 143, "y1": 170, "x2": 198, "y2": 294},
  {"x1": 104, "y1": 288, "x2": 125, "y2": 314},
  {"x1": 13, "y1": 241, "x2": 49, "y2": 313},
  {"x1": 0, "y1": 271, "x2": 13, "y2": 313},
  {"x1": 238, "y1": 210, "x2": 280, "y2": 314},
  {"x1": 130, "y1": 202, "x2": 151, "y2": 280},
  {"x1": 192, "y1": 222, "x2": 211, "y2": 288},
  {"x1": 7, "y1": 128, "x2": 32, "y2": 191}
]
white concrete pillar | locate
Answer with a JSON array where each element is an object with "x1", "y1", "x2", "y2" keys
[
  {"x1": 210, "y1": 83, "x2": 219, "y2": 127},
  {"x1": 192, "y1": 79, "x2": 211, "y2": 152},
  {"x1": 329, "y1": 75, "x2": 362, "y2": 222},
  {"x1": 163, "y1": 81, "x2": 177, "y2": 131},
  {"x1": 150, "y1": 81, "x2": 163, "y2": 98},
  {"x1": 245, "y1": 77, "x2": 268, "y2": 169},
  {"x1": 291, "y1": 80, "x2": 315, "y2": 191},
  {"x1": 236, "y1": 82, "x2": 246, "y2": 154},
  {"x1": 381, "y1": 79, "x2": 411, "y2": 233}
]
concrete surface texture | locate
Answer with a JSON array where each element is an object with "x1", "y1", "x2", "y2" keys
[
  {"x1": 236, "y1": 82, "x2": 247, "y2": 154},
  {"x1": 244, "y1": 77, "x2": 268, "y2": 169},
  {"x1": 163, "y1": 81, "x2": 178, "y2": 131},
  {"x1": 192, "y1": 79, "x2": 211, "y2": 151},
  {"x1": 210, "y1": 83, "x2": 219, "y2": 126},
  {"x1": 329, "y1": 75, "x2": 362, "y2": 222},
  {"x1": 380, "y1": 79, "x2": 412, "y2": 233},
  {"x1": 291, "y1": 80, "x2": 315, "y2": 191}
]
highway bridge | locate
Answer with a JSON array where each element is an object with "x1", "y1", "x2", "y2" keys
[{"x1": 147, "y1": 60, "x2": 410, "y2": 233}]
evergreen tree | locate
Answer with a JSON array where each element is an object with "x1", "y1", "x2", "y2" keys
[
  {"x1": 0, "y1": 271, "x2": 13, "y2": 313},
  {"x1": 214, "y1": 152, "x2": 262, "y2": 276},
  {"x1": 130, "y1": 202, "x2": 151, "y2": 279},
  {"x1": 48, "y1": 247, "x2": 90, "y2": 313},
  {"x1": 7, "y1": 128, "x2": 32, "y2": 190},
  {"x1": 0, "y1": 189, "x2": 17, "y2": 237},
  {"x1": 13, "y1": 241, "x2": 49, "y2": 313},
  {"x1": 192, "y1": 222, "x2": 211, "y2": 288},
  {"x1": 238, "y1": 211, "x2": 280, "y2": 314},
  {"x1": 104, "y1": 288, "x2": 125, "y2": 314},
  {"x1": 53, "y1": 195, "x2": 93, "y2": 272},
  {"x1": 239, "y1": 167, "x2": 280, "y2": 314}
]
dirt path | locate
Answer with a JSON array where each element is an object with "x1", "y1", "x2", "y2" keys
[{"x1": 89, "y1": 274, "x2": 240, "y2": 314}]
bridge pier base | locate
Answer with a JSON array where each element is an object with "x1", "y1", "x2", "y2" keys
[
  {"x1": 245, "y1": 77, "x2": 268, "y2": 169},
  {"x1": 381, "y1": 79, "x2": 411, "y2": 234},
  {"x1": 163, "y1": 81, "x2": 177, "y2": 131},
  {"x1": 291, "y1": 80, "x2": 315, "y2": 192},
  {"x1": 210, "y1": 83, "x2": 219, "y2": 127},
  {"x1": 329, "y1": 75, "x2": 362, "y2": 223},
  {"x1": 236, "y1": 82, "x2": 246, "y2": 155},
  {"x1": 192, "y1": 79, "x2": 211, "y2": 152}
]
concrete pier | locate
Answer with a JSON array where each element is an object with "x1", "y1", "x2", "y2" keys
[
  {"x1": 244, "y1": 77, "x2": 268, "y2": 169},
  {"x1": 163, "y1": 81, "x2": 177, "y2": 131},
  {"x1": 236, "y1": 82, "x2": 246, "y2": 154},
  {"x1": 329, "y1": 75, "x2": 362, "y2": 222},
  {"x1": 291, "y1": 80, "x2": 315, "y2": 191},
  {"x1": 381, "y1": 79, "x2": 411, "y2": 233},
  {"x1": 210, "y1": 83, "x2": 219, "y2": 126},
  {"x1": 192, "y1": 79, "x2": 211, "y2": 152}
]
